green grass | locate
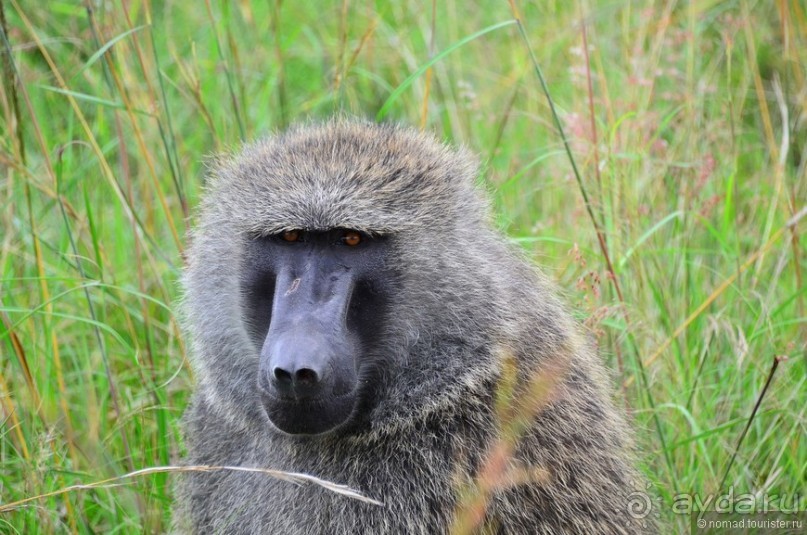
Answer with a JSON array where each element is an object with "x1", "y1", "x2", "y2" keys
[{"x1": 1, "y1": 0, "x2": 804, "y2": 532}]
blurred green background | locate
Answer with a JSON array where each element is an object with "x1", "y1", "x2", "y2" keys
[{"x1": 0, "y1": 0, "x2": 804, "y2": 532}]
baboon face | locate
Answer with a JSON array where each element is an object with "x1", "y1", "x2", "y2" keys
[
  {"x1": 187, "y1": 121, "x2": 485, "y2": 437},
  {"x1": 240, "y1": 227, "x2": 393, "y2": 435}
]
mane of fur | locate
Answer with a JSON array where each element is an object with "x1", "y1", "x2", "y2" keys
[{"x1": 175, "y1": 119, "x2": 655, "y2": 534}]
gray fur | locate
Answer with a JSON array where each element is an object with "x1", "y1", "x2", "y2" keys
[{"x1": 174, "y1": 119, "x2": 654, "y2": 534}]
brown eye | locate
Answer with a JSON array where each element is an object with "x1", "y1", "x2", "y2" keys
[
  {"x1": 342, "y1": 230, "x2": 362, "y2": 246},
  {"x1": 281, "y1": 230, "x2": 301, "y2": 242}
]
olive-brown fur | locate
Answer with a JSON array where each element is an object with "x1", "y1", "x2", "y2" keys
[{"x1": 173, "y1": 120, "x2": 654, "y2": 534}]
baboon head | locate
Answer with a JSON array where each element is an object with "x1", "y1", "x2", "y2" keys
[{"x1": 184, "y1": 120, "x2": 500, "y2": 437}]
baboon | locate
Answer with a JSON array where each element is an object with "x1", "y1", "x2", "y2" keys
[{"x1": 174, "y1": 119, "x2": 654, "y2": 534}]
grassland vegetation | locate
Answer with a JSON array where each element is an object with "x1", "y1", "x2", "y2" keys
[{"x1": 0, "y1": 1, "x2": 804, "y2": 532}]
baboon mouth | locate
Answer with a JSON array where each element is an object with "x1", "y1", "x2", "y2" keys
[{"x1": 260, "y1": 390, "x2": 358, "y2": 436}]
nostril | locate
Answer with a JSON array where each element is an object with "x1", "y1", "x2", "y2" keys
[
  {"x1": 295, "y1": 368, "x2": 319, "y2": 385},
  {"x1": 266, "y1": 364, "x2": 323, "y2": 399},
  {"x1": 273, "y1": 367, "x2": 293, "y2": 384}
]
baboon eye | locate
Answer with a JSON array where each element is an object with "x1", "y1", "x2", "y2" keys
[
  {"x1": 341, "y1": 230, "x2": 362, "y2": 246},
  {"x1": 281, "y1": 230, "x2": 301, "y2": 242}
]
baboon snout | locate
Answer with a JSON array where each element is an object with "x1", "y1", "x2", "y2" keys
[
  {"x1": 260, "y1": 332, "x2": 334, "y2": 399},
  {"x1": 257, "y1": 327, "x2": 359, "y2": 435}
]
